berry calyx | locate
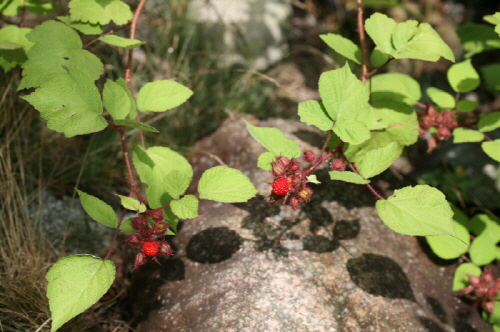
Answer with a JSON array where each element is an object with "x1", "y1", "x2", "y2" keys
[
  {"x1": 331, "y1": 158, "x2": 347, "y2": 172},
  {"x1": 272, "y1": 177, "x2": 291, "y2": 195},
  {"x1": 141, "y1": 240, "x2": 160, "y2": 256}
]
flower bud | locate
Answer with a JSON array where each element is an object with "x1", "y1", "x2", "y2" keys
[
  {"x1": 290, "y1": 196, "x2": 300, "y2": 210},
  {"x1": 482, "y1": 301, "x2": 495, "y2": 315},
  {"x1": 126, "y1": 233, "x2": 142, "y2": 246},
  {"x1": 437, "y1": 126, "x2": 451, "y2": 140},
  {"x1": 331, "y1": 159, "x2": 346, "y2": 172},
  {"x1": 288, "y1": 159, "x2": 300, "y2": 172},
  {"x1": 148, "y1": 209, "x2": 164, "y2": 222},
  {"x1": 486, "y1": 286, "x2": 499, "y2": 299},
  {"x1": 468, "y1": 274, "x2": 481, "y2": 286},
  {"x1": 276, "y1": 156, "x2": 291, "y2": 168},
  {"x1": 297, "y1": 186, "x2": 313, "y2": 202},
  {"x1": 481, "y1": 270, "x2": 494, "y2": 284},
  {"x1": 133, "y1": 251, "x2": 148, "y2": 270},
  {"x1": 131, "y1": 216, "x2": 148, "y2": 231},
  {"x1": 303, "y1": 150, "x2": 316, "y2": 163},
  {"x1": 152, "y1": 221, "x2": 169, "y2": 236},
  {"x1": 271, "y1": 161, "x2": 287, "y2": 177},
  {"x1": 158, "y1": 241, "x2": 174, "y2": 256}
]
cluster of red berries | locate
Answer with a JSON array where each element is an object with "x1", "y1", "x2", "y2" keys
[
  {"x1": 418, "y1": 105, "x2": 458, "y2": 152},
  {"x1": 461, "y1": 269, "x2": 500, "y2": 314},
  {"x1": 269, "y1": 155, "x2": 313, "y2": 210},
  {"x1": 125, "y1": 209, "x2": 174, "y2": 269}
]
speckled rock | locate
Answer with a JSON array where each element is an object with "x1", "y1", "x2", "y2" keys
[{"x1": 130, "y1": 115, "x2": 491, "y2": 332}]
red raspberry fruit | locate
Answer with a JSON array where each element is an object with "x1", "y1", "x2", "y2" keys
[
  {"x1": 272, "y1": 177, "x2": 291, "y2": 195},
  {"x1": 141, "y1": 240, "x2": 160, "y2": 257}
]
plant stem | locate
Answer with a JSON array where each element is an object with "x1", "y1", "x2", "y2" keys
[
  {"x1": 356, "y1": 0, "x2": 369, "y2": 82},
  {"x1": 125, "y1": 0, "x2": 147, "y2": 147},
  {"x1": 82, "y1": 23, "x2": 131, "y2": 49}
]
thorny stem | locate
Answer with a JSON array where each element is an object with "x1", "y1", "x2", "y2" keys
[
  {"x1": 125, "y1": 0, "x2": 147, "y2": 147},
  {"x1": 105, "y1": 209, "x2": 127, "y2": 260},
  {"x1": 357, "y1": 0, "x2": 370, "y2": 82},
  {"x1": 83, "y1": 23, "x2": 131, "y2": 49}
]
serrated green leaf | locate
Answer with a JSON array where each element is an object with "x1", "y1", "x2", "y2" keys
[
  {"x1": 452, "y1": 263, "x2": 482, "y2": 291},
  {"x1": 481, "y1": 64, "x2": 500, "y2": 92},
  {"x1": 320, "y1": 33, "x2": 361, "y2": 64},
  {"x1": 46, "y1": 255, "x2": 115, "y2": 332},
  {"x1": 376, "y1": 185, "x2": 455, "y2": 236},
  {"x1": 357, "y1": 142, "x2": 402, "y2": 179},
  {"x1": 69, "y1": 0, "x2": 132, "y2": 25},
  {"x1": 26, "y1": 0, "x2": 58, "y2": 14},
  {"x1": 257, "y1": 152, "x2": 275, "y2": 171},
  {"x1": 479, "y1": 113, "x2": 500, "y2": 132},
  {"x1": 470, "y1": 233, "x2": 498, "y2": 266},
  {"x1": 114, "y1": 119, "x2": 158, "y2": 133},
  {"x1": 246, "y1": 121, "x2": 301, "y2": 160},
  {"x1": 329, "y1": 171, "x2": 370, "y2": 184},
  {"x1": 57, "y1": 15, "x2": 103, "y2": 35},
  {"x1": 370, "y1": 73, "x2": 421, "y2": 106},
  {"x1": 116, "y1": 78, "x2": 136, "y2": 119},
  {"x1": 426, "y1": 87, "x2": 455, "y2": 109},
  {"x1": 136, "y1": 80, "x2": 193, "y2": 112},
  {"x1": 370, "y1": 47, "x2": 391, "y2": 67},
  {"x1": 145, "y1": 169, "x2": 173, "y2": 209},
  {"x1": 297, "y1": 100, "x2": 334, "y2": 131},
  {"x1": 426, "y1": 221, "x2": 469, "y2": 260},
  {"x1": 18, "y1": 20, "x2": 103, "y2": 90},
  {"x1": 163, "y1": 170, "x2": 191, "y2": 199},
  {"x1": 22, "y1": 69, "x2": 107, "y2": 137},
  {"x1": 482, "y1": 140, "x2": 500, "y2": 162},
  {"x1": 453, "y1": 128, "x2": 484, "y2": 143},
  {"x1": 456, "y1": 99, "x2": 478, "y2": 112},
  {"x1": 132, "y1": 145, "x2": 155, "y2": 184},
  {"x1": 119, "y1": 218, "x2": 134, "y2": 232},
  {"x1": 99, "y1": 35, "x2": 145, "y2": 49},
  {"x1": 365, "y1": 13, "x2": 397, "y2": 55},
  {"x1": 0, "y1": 25, "x2": 33, "y2": 72},
  {"x1": 170, "y1": 195, "x2": 199, "y2": 219},
  {"x1": 103, "y1": 79, "x2": 134, "y2": 120},
  {"x1": 117, "y1": 195, "x2": 146, "y2": 213},
  {"x1": 198, "y1": 166, "x2": 257, "y2": 203},
  {"x1": 76, "y1": 189, "x2": 118, "y2": 228},
  {"x1": 146, "y1": 146, "x2": 193, "y2": 185},
  {"x1": 484, "y1": 13, "x2": 500, "y2": 25},
  {"x1": 447, "y1": 59, "x2": 480, "y2": 93},
  {"x1": 319, "y1": 65, "x2": 370, "y2": 144},
  {"x1": 457, "y1": 23, "x2": 500, "y2": 58}
]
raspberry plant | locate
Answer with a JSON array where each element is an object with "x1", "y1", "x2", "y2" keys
[
  {"x1": 3, "y1": 0, "x2": 500, "y2": 331},
  {"x1": 1, "y1": 1, "x2": 257, "y2": 331}
]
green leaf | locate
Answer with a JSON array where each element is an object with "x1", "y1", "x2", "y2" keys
[
  {"x1": 320, "y1": 33, "x2": 362, "y2": 64},
  {"x1": 136, "y1": 80, "x2": 193, "y2": 112},
  {"x1": 26, "y1": 0, "x2": 58, "y2": 14},
  {"x1": 18, "y1": 20, "x2": 103, "y2": 90},
  {"x1": 117, "y1": 195, "x2": 146, "y2": 213},
  {"x1": 453, "y1": 128, "x2": 484, "y2": 143},
  {"x1": 457, "y1": 23, "x2": 500, "y2": 58},
  {"x1": 357, "y1": 142, "x2": 402, "y2": 179},
  {"x1": 0, "y1": 25, "x2": 33, "y2": 72},
  {"x1": 365, "y1": 13, "x2": 454, "y2": 62},
  {"x1": 57, "y1": 15, "x2": 103, "y2": 35},
  {"x1": 376, "y1": 185, "x2": 455, "y2": 236},
  {"x1": 470, "y1": 233, "x2": 498, "y2": 266},
  {"x1": 426, "y1": 87, "x2": 455, "y2": 109},
  {"x1": 479, "y1": 113, "x2": 500, "y2": 132},
  {"x1": 119, "y1": 218, "x2": 134, "y2": 232},
  {"x1": 46, "y1": 255, "x2": 115, "y2": 332},
  {"x1": 482, "y1": 140, "x2": 500, "y2": 162},
  {"x1": 116, "y1": 78, "x2": 136, "y2": 119},
  {"x1": 22, "y1": 69, "x2": 107, "y2": 137},
  {"x1": 370, "y1": 47, "x2": 391, "y2": 67},
  {"x1": 76, "y1": 189, "x2": 118, "y2": 228},
  {"x1": 257, "y1": 152, "x2": 276, "y2": 171},
  {"x1": 447, "y1": 59, "x2": 480, "y2": 93},
  {"x1": 329, "y1": 171, "x2": 370, "y2": 184},
  {"x1": 0, "y1": 0, "x2": 57, "y2": 16},
  {"x1": 198, "y1": 166, "x2": 257, "y2": 203},
  {"x1": 146, "y1": 146, "x2": 193, "y2": 185},
  {"x1": 297, "y1": 100, "x2": 334, "y2": 131},
  {"x1": 99, "y1": 35, "x2": 145, "y2": 49},
  {"x1": 114, "y1": 119, "x2": 159, "y2": 133},
  {"x1": 456, "y1": 99, "x2": 478, "y2": 112},
  {"x1": 246, "y1": 122, "x2": 301, "y2": 160},
  {"x1": 170, "y1": 195, "x2": 199, "y2": 219},
  {"x1": 391, "y1": 20, "x2": 454, "y2": 62},
  {"x1": 163, "y1": 170, "x2": 191, "y2": 199},
  {"x1": 425, "y1": 221, "x2": 469, "y2": 260},
  {"x1": 481, "y1": 64, "x2": 500, "y2": 92},
  {"x1": 318, "y1": 65, "x2": 370, "y2": 144},
  {"x1": 370, "y1": 73, "x2": 421, "y2": 106},
  {"x1": 365, "y1": 13, "x2": 397, "y2": 55},
  {"x1": 452, "y1": 263, "x2": 481, "y2": 291},
  {"x1": 103, "y1": 79, "x2": 134, "y2": 120},
  {"x1": 69, "y1": 0, "x2": 133, "y2": 25}
]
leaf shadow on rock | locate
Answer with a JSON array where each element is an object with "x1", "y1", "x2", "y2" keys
[
  {"x1": 416, "y1": 236, "x2": 459, "y2": 266},
  {"x1": 417, "y1": 316, "x2": 446, "y2": 332},
  {"x1": 346, "y1": 253, "x2": 416, "y2": 302},
  {"x1": 186, "y1": 227, "x2": 243, "y2": 264},
  {"x1": 425, "y1": 295, "x2": 448, "y2": 324}
]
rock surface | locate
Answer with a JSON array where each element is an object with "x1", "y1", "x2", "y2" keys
[{"x1": 130, "y1": 115, "x2": 491, "y2": 332}]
